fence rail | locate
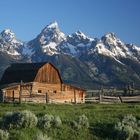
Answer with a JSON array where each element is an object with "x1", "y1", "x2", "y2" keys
[
  {"x1": 85, "y1": 95, "x2": 140, "y2": 103},
  {"x1": 2, "y1": 94, "x2": 47, "y2": 103}
]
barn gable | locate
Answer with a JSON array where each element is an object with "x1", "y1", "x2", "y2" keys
[
  {"x1": 34, "y1": 63, "x2": 62, "y2": 84},
  {"x1": 0, "y1": 62, "x2": 62, "y2": 86}
]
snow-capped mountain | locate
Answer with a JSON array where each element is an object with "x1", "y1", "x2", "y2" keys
[
  {"x1": 25, "y1": 22, "x2": 95, "y2": 57},
  {"x1": 88, "y1": 32, "x2": 140, "y2": 64},
  {"x1": 0, "y1": 21, "x2": 140, "y2": 88},
  {"x1": 0, "y1": 29, "x2": 23, "y2": 56},
  {"x1": 25, "y1": 21, "x2": 66, "y2": 56},
  {"x1": 26, "y1": 22, "x2": 140, "y2": 64},
  {"x1": 100, "y1": 33, "x2": 140, "y2": 60},
  {"x1": 59, "y1": 31, "x2": 94, "y2": 56},
  {"x1": 1, "y1": 21, "x2": 139, "y2": 63}
]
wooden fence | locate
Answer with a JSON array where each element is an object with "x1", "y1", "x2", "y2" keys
[
  {"x1": 1, "y1": 90, "x2": 140, "y2": 104},
  {"x1": 85, "y1": 95, "x2": 140, "y2": 103},
  {"x1": 0, "y1": 94, "x2": 48, "y2": 103}
]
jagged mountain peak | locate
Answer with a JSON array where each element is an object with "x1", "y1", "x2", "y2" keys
[
  {"x1": 103, "y1": 32, "x2": 116, "y2": 38},
  {"x1": 28, "y1": 21, "x2": 66, "y2": 56},
  {"x1": 0, "y1": 29, "x2": 23, "y2": 56},
  {"x1": 0, "y1": 29, "x2": 16, "y2": 42},
  {"x1": 1, "y1": 29, "x2": 14, "y2": 35},
  {"x1": 101, "y1": 32, "x2": 121, "y2": 45},
  {"x1": 74, "y1": 30, "x2": 87, "y2": 37},
  {"x1": 39, "y1": 21, "x2": 65, "y2": 40},
  {"x1": 41, "y1": 21, "x2": 61, "y2": 34},
  {"x1": 69, "y1": 30, "x2": 94, "y2": 42},
  {"x1": 46, "y1": 21, "x2": 58, "y2": 29}
]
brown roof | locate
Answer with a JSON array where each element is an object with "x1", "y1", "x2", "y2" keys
[{"x1": 0, "y1": 62, "x2": 62, "y2": 86}]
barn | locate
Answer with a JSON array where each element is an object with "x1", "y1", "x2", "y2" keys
[{"x1": 0, "y1": 62, "x2": 85, "y2": 103}]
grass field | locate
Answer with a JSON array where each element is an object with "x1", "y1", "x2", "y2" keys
[{"x1": 0, "y1": 103, "x2": 140, "y2": 140}]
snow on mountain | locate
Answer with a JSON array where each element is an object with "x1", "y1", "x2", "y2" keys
[
  {"x1": 37, "y1": 21, "x2": 66, "y2": 55},
  {"x1": 0, "y1": 29, "x2": 23, "y2": 56},
  {"x1": 67, "y1": 31, "x2": 94, "y2": 46},
  {"x1": 26, "y1": 22, "x2": 95, "y2": 57},
  {"x1": 101, "y1": 33, "x2": 129, "y2": 57},
  {"x1": 28, "y1": 21, "x2": 140, "y2": 61},
  {"x1": 87, "y1": 32, "x2": 140, "y2": 65},
  {"x1": 0, "y1": 21, "x2": 140, "y2": 63},
  {"x1": 69, "y1": 30, "x2": 94, "y2": 42},
  {"x1": 59, "y1": 30, "x2": 94, "y2": 56},
  {"x1": 21, "y1": 43, "x2": 34, "y2": 57}
]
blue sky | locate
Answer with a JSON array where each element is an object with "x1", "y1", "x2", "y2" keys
[{"x1": 0, "y1": 0, "x2": 140, "y2": 45}]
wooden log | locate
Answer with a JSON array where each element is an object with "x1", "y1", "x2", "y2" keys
[
  {"x1": 74, "y1": 90, "x2": 76, "y2": 104},
  {"x1": 30, "y1": 85, "x2": 32, "y2": 98},
  {"x1": 99, "y1": 94, "x2": 102, "y2": 103},
  {"x1": 12, "y1": 91, "x2": 14, "y2": 103},
  {"x1": 45, "y1": 92, "x2": 49, "y2": 103},
  {"x1": 19, "y1": 80, "x2": 23, "y2": 104}
]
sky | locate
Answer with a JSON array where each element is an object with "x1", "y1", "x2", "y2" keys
[{"x1": 0, "y1": 0, "x2": 140, "y2": 45}]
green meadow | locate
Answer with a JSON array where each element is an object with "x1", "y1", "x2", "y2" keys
[{"x1": 0, "y1": 103, "x2": 140, "y2": 140}]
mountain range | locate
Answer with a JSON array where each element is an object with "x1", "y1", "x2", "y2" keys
[{"x1": 0, "y1": 21, "x2": 140, "y2": 89}]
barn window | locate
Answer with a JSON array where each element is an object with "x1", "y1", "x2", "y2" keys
[
  {"x1": 38, "y1": 90, "x2": 42, "y2": 93},
  {"x1": 53, "y1": 90, "x2": 57, "y2": 93}
]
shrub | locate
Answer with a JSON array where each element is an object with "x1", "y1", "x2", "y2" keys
[
  {"x1": 138, "y1": 120, "x2": 140, "y2": 127},
  {"x1": 33, "y1": 132, "x2": 51, "y2": 140},
  {"x1": 38, "y1": 114, "x2": 62, "y2": 130},
  {"x1": 122, "y1": 114, "x2": 137, "y2": 127},
  {"x1": 78, "y1": 114, "x2": 89, "y2": 128},
  {"x1": 2, "y1": 110, "x2": 38, "y2": 129},
  {"x1": 71, "y1": 120, "x2": 81, "y2": 130},
  {"x1": 0, "y1": 129, "x2": 9, "y2": 140},
  {"x1": 71, "y1": 114, "x2": 89, "y2": 130},
  {"x1": 114, "y1": 114, "x2": 140, "y2": 140},
  {"x1": 2, "y1": 112, "x2": 18, "y2": 129},
  {"x1": 52, "y1": 116, "x2": 62, "y2": 128},
  {"x1": 0, "y1": 117, "x2": 2, "y2": 128},
  {"x1": 19, "y1": 110, "x2": 38, "y2": 128},
  {"x1": 38, "y1": 114, "x2": 54, "y2": 130}
]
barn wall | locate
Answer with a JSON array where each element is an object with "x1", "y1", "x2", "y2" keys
[
  {"x1": 31, "y1": 82, "x2": 85, "y2": 103},
  {"x1": 2, "y1": 85, "x2": 20, "y2": 102},
  {"x1": 2, "y1": 82, "x2": 85, "y2": 103},
  {"x1": 34, "y1": 63, "x2": 62, "y2": 84}
]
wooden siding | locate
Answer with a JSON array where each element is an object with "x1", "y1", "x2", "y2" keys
[
  {"x1": 34, "y1": 63, "x2": 62, "y2": 84},
  {"x1": 2, "y1": 82, "x2": 85, "y2": 103}
]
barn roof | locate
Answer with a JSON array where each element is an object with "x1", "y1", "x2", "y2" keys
[{"x1": 0, "y1": 62, "x2": 62, "y2": 86}]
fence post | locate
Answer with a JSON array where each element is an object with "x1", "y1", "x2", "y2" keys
[
  {"x1": 119, "y1": 96, "x2": 122, "y2": 103},
  {"x1": 45, "y1": 92, "x2": 49, "y2": 103},
  {"x1": 2, "y1": 92, "x2": 5, "y2": 103},
  {"x1": 99, "y1": 87, "x2": 103, "y2": 103},
  {"x1": 19, "y1": 80, "x2": 23, "y2": 104},
  {"x1": 30, "y1": 85, "x2": 32, "y2": 98},
  {"x1": 99, "y1": 93, "x2": 102, "y2": 103},
  {"x1": 131, "y1": 82, "x2": 135, "y2": 95},
  {"x1": 74, "y1": 90, "x2": 77, "y2": 104},
  {"x1": 12, "y1": 91, "x2": 14, "y2": 103}
]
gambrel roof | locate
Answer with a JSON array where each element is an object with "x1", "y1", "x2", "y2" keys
[{"x1": 0, "y1": 62, "x2": 62, "y2": 86}]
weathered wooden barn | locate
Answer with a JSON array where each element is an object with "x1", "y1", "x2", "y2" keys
[{"x1": 0, "y1": 62, "x2": 85, "y2": 103}]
